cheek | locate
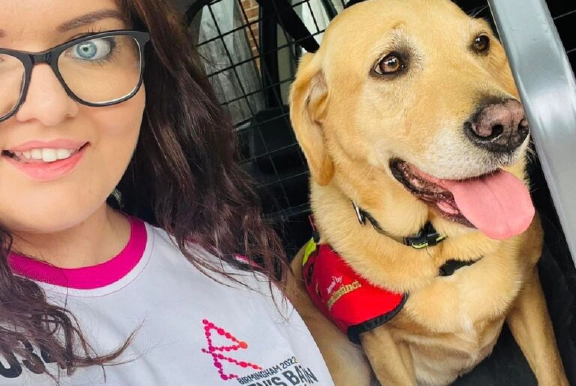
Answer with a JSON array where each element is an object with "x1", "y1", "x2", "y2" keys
[
  {"x1": 0, "y1": 90, "x2": 145, "y2": 234},
  {"x1": 343, "y1": 98, "x2": 409, "y2": 165},
  {"x1": 81, "y1": 91, "x2": 144, "y2": 212},
  {"x1": 91, "y1": 92, "x2": 145, "y2": 180}
]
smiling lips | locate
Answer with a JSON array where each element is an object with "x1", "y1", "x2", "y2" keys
[
  {"x1": 2, "y1": 140, "x2": 88, "y2": 182},
  {"x1": 9, "y1": 148, "x2": 81, "y2": 163}
]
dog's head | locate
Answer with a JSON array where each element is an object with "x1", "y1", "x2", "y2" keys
[{"x1": 289, "y1": 0, "x2": 534, "y2": 240}]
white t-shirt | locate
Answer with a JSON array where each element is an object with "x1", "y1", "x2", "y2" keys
[{"x1": 4, "y1": 218, "x2": 334, "y2": 386}]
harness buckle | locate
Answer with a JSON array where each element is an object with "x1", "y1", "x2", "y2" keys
[
  {"x1": 353, "y1": 202, "x2": 366, "y2": 225},
  {"x1": 404, "y1": 222, "x2": 446, "y2": 249},
  {"x1": 309, "y1": 215, "x2": 321, "y2": 243}
]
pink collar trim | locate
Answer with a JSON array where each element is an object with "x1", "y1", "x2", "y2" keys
[{"x1": 8, "y1": 217, "x2": 147, "y2": 290}]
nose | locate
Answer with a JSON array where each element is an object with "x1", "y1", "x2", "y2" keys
[
  {"x1": 465, "y1": 99, "x2": 529, "y2": 153},
  {"x1": 14, "y1": 64, "x2": 78, "y2": 126}
]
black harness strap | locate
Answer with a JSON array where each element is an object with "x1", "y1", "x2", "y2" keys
[
  {"x1": 353, "y1": 202, "x2": 447, "y2": 249},
  {"x1": 254, "y1": 0, "x2": 320, "y2": 53},
  {"x1": 351, "y1": 202, "x2": 483, "y2": 276},
  {"x1": 439, "y1": 259, "x2": 481, "y2": 277}
]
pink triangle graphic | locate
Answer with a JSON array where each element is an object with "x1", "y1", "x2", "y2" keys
[{"x1": 201, "y1": 319, "x2": 262, "y2": 380}]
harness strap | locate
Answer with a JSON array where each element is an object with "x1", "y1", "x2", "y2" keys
[{"x1": 352, "y1": 202, "x2": 447, "y2": 249}]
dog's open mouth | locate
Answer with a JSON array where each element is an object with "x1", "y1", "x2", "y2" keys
[
  {"x1": 390, "y1": 160, "x2": 471, "y2": 226},
  {"x1": 390, "y1": 159, "x2": 535, "y2": 239}
]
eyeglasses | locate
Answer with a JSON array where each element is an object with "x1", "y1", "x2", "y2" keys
[{"x1": 0, "y1": 30, "x2": 150, "y2": 122}]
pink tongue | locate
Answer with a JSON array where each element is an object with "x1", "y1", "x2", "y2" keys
[{"x1": 440, "y1": 170, "x2": 535, "y2": 239}]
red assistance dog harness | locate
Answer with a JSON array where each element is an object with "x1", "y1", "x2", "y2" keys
[
  {"x1": 302, "y1": 206, "x2": 479, "y2": 344},
  {"x1": 301, "y1": 238, "x2": 407, "y2": 344}
]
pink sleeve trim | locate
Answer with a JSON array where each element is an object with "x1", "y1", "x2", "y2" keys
[{"x1": 8, "y1": 217, "x2": 147, "y2": 290}]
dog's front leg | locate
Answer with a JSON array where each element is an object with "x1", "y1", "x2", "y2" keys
[
  {"x1": 360, "y1": 327, "x2": 416, "y2": 386},
  {"x1": 286, "y1": 258, "x2": 374, "y2": 386},
  {"x1": 506, "y1": 267, "x2": 568, "y2": 386}
]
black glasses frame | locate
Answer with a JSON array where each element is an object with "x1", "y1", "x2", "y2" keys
[{"x1": 0, "y1": 30, "x2": 150, "y2": 122}]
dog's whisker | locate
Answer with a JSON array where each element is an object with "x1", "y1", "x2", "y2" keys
[{"x1": 468, "y1": 5, "x2": 489, "y2": 18}]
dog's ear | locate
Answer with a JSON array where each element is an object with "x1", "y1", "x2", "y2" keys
[{"x1": 289, "y1": 53, "x2": 334, "y2": 186}]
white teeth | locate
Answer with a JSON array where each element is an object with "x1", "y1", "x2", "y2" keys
[
  {"x1": 41, "y1": 149, "x2": 58, "y2": 162},
  {"x1": 56, "y1": 149, "x2": 72, "y2": 160},
  {"x1": 31, "y1": 149, "x2": 42, "y2": 160},
  {"x1": 11, "y1": 148, "x2": 76, "y2": 162}
]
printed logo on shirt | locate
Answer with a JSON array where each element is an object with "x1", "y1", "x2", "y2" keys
[
  {"x1": 201, "y1": 319, "x2": 263, "y2": 381},
  {"x1": 201, "y1": 319, "x2": 321, "y2": 385},
  {"x1": 0, "y1": 340, "x2": 60, "y2": 379},
  {"x1": 235, "y1": 356, "x2": 320, "y2": 386}
]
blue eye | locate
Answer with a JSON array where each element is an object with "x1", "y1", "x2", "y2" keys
[{"x1": 69, "y1": 38, "x2": 114, "y2": 61}]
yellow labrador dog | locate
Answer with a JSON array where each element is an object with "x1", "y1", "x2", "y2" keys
[{"x1": 286, "y1": 0, "x2": 568, "y2": 385}]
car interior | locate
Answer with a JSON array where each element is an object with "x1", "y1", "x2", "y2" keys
[{"x1": 178, "y1": 0, "x2": 576, "y2": 383}]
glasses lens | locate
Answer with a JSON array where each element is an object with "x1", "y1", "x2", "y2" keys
[
  {"x1": 0, "y1": 54, "x2": 25, "y2": 119},
  {"x1": 58, "y1": 34, "x2": 143, "y2": 104}
]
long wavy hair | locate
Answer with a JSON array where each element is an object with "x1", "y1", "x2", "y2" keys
[{"x1": 0, "y1": 0, "x2": 288, "y2": 378}]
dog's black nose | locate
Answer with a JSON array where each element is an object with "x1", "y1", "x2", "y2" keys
[{"x1": 465, "y1": 99, "x2": 529, "y2": 152}]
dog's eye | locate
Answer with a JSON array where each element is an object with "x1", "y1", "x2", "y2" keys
[
  {"x1": 374, "y1": 53, "x2": 406, "y2": 75},
  {"x1": 472, "y1": 34, "x2": 490, "y2": 53}
]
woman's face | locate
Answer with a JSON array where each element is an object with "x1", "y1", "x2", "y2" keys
[{"x1": 0, "y1": 0, "x2": 145, "y2": 234}]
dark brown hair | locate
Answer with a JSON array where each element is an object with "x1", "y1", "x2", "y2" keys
[{"x1": 0, "y1": 0, "x2": 288, "y2": 378}]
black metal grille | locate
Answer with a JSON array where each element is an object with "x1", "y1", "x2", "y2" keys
[
  {"x1": 188, "y1": 0, "x2": 341, "y2": 251},
  {"x1": 550, "y1": 5, "x2": 576, "y2": 68}
]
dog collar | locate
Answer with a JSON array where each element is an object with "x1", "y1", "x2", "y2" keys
[
  {"x1": 352, "y1": 202, "x2": 447, "y2": 249},
  {"x1": 302, "y1": 238, "x2": 407, "y2": 344}
]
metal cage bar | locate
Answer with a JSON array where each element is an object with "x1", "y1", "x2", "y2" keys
[{"x1": 489, "y1": 0, "x2": 576, "y2": 263}]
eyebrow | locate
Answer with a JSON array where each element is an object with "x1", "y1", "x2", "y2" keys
[
  {"x1": 57, "y1": 9, "x2": 125, "y2": 32},
  {"x1": 0, "y1": 10, "x2": 125, "y2": 38}
]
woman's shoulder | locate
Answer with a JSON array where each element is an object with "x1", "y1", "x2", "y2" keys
[{"x1": 145, "y1": 221, "x2": 282, "y2": 293}]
